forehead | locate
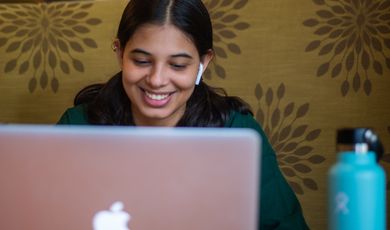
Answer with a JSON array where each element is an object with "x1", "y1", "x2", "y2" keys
[{"x1": 125, "y1": 24, "x2": 198, "y2": 55}]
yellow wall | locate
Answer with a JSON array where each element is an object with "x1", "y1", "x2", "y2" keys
[{"x1": 0, "y1": 0, "x2": 389, "y2": 229}]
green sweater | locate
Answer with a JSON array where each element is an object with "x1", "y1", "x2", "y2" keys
[{"x1": 58, "y1": 105, "x2": 309, "y2": 229}]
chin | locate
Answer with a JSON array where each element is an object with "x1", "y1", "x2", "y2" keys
[{"x1": 140, "y1": 110, "x2": 176, "y2": 124}]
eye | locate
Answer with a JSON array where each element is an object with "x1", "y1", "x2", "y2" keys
[
  {"x1": 133, "y1": 59, "x2": 151, "y2": 66},
  {"x1": 170, "y1": 63, "x2": 187, "y2": 70}
]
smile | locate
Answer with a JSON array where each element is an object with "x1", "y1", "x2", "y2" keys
[{"x1": 144, "y1": 90, "x2": 171, "y2": 101}]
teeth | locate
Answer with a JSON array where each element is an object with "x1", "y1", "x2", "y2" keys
[{"x1": 145, "y1": 91, "x2": 169, "y2": 100}]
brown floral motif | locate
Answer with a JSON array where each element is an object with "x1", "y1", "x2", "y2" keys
[
  {"x1": 254, "y1": 83, "x2": 325, "y2": 195},
  {"x1": 0, "y1": 2, "x2": 102, "y2": 93},
  {"x1": 303, "y1": 0, "x2": 390, "y2": 97},
  {"x1": 203, "y1": 0, "x2": 250, "y2": 79}
]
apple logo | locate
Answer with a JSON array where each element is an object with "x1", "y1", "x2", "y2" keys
[{"x1": 92, "y1": 201, "x2": 131, "y2": 230}]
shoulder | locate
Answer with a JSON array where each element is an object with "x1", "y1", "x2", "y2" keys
[
  {"x1": 224, "y1": 111, "x2": 274, "y2": 157},
  {"x1": 225, "y1": 111, "x2": 309, "y2": 228},
  {"x1": 57, "y1": 104, "x2": 89, "y2": 125},
  {"x1": 224, "y1": 111, "x2": 259, "y2": 129}
]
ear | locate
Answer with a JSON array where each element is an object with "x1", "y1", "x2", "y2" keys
[
  {"x1": 195, "y1": 50, "x2": 214, "y2": 85},
  {"x1": 195, "y1": 49, "x2": 214, "y2": 85},
  {"x1": 200, "y1": 49, "x2": 214, "y2": 71},
  {"x1": 112, "y1": 39, "x2": 123, "y2": 68}
]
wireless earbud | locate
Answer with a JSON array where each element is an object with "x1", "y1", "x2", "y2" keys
[{"x1": 195, "y1": 63, "x2": 204, "y2": 85}]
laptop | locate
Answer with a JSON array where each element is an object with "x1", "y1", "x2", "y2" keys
[{"x1": 0, "y1": 125, "x2": 261, "y2": 230}]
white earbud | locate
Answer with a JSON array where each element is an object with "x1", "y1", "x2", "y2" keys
[{"x1": 195, "y1": 63, "x2": 204, "y2": 85}]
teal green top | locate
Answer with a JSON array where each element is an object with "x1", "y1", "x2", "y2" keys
[{"x1": 58, "y1": 105, "x2": 309, "y2": 229}]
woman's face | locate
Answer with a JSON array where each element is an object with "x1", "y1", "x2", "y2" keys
[{"x1": 118, "y1": 24, "x2": 212, "y2": 126}]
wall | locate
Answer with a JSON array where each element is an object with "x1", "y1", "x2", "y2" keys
[{"x1": 0, "y1": 0, "x2": 389, "y2": 229}]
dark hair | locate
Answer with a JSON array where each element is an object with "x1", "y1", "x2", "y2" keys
[
  {"x1": 117, "y1": 0, "x2": 212, "y2": 57},
  {"x1": 75, "y1": 0, "x2": 251, "y2": 126}
]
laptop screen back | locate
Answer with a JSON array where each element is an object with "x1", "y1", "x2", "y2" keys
[{"x1": 0, "y1": 125, "x2": 260, "y2": 230}]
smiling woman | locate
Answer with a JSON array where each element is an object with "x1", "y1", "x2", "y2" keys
[
  {"x1": 118, "y1": 24, "x2": 212, "y2": 126},
  {"x1": 117, "y1": 25, "x2": 212, "y2": 126},
  {"x1": 59, "y1": 0, "x2": 248, "y2": 127},
  {"x1": 57, "y1": 0, "x2": 309, "y2": 229}
]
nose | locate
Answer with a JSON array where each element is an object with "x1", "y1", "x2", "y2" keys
[{"x1": 145, "y1": 64, "x2": 168, "y2": 88}]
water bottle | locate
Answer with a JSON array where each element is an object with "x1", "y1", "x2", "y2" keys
[{"x1": 328, "y1": 128, "x2": 386, "y2": 230}]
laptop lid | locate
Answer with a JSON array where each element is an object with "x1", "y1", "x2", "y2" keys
[{"x1": 0, "y1": 125, "x2": 260, "y2": 230}]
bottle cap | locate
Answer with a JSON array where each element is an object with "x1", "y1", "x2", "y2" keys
[{"x1": 337, "y1": 128, "x2": 384, "y2": 160}]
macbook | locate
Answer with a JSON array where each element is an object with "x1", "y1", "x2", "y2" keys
[{"x1": 0, "y1": 125, "x2": 261, "y2": 230}]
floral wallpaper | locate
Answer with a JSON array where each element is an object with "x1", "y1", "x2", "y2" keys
[
  {"x1": 0, "y1": 0, "x2": 389, "y2": 229},
  {"x1": 254, "y1": 83, "x2": 325, "y2": 194},
  {"x1": 303, "y1": 0, "x2": 390, "y2": 96},
  {"x1": 203, "y1": 0, "x2": 327, "y2": 195},
  {"x1": 0, "y1": 2, "x2": 101, "y2": 92},
  {"x1": 203, "y1": 0, "x2": 250, "y2": 80},
  {"x1": 0, "y1": 0, "x2": 252, "y2": 91}
]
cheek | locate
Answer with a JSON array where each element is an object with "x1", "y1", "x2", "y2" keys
[
  {"x1": 171, "y1": 71, "x2": 198, "y2": 89},
  {"x1": 174, "y1": 79, "x2": 195, "y2": 90},
  {"x1": 122, "y1": 65, "x2": 144, "y2": 85},
  {"x1": 176, "y1": 80, "x2": 196, "y2": 99}
]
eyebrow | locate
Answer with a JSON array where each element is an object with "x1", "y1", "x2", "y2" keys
[{"x1": 130, "y1": 48, "x2": 193, "y2": 59}]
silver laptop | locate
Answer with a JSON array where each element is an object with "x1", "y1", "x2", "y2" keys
[{"x1": 0, "y1": 125, "x2": 261, "y2": 230}]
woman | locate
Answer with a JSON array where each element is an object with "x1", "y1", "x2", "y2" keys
[{"x1": 58, "y1": 0, "x2": 309, "y2": 229}]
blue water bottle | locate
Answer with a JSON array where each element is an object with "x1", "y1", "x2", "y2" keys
[{"x1": 328, "y1": 128, "x2": 386, "y2": 230}]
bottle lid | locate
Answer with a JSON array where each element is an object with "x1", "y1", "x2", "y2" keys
[{"x1": 337, "y1": 128, "x2": 384, "y2": 160}]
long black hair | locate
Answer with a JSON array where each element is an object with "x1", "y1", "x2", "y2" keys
[{"x1": 75, "y1": 0, "x2": 251, "y2": 127}]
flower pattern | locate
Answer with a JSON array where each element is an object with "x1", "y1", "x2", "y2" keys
[
  {"x1": 254, "y1": 83, "x2": 325, "y2": 195},
  {"x1": 0, "y1": 2, "x2": 101, "y2": 93},
  {"x1": 303, "y1": 0, "x2": 390, "y2": 96},
  {"x1": 203, "y1": 0, "x2": 250, "y2": 79}
]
